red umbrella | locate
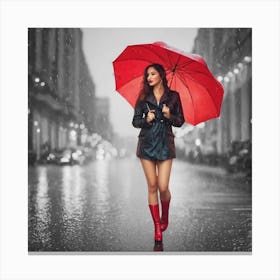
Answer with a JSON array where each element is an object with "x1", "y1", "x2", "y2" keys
[{"x1": 113, "y1": 41, "x2": 224, "y2": 125}]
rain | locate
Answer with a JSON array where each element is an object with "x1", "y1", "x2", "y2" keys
[{"x1": 28, "y1": 28, "x2": 252, "y2": 252}]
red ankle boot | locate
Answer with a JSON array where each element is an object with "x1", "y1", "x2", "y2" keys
[
  {"x1": 149, "y1": 204, "x2": 162, "y2": 242},
  {"x1": 160, "y1": 198, "x2": 171, "y2": 232}
]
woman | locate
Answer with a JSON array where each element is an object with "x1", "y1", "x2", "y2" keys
[{"x1": 132, "y1": 63, "x2": 185, "y2": 243}]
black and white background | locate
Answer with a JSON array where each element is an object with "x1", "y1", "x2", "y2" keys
[{"x1": 1, "y1": 0, "x2": 280, "y2": 280}]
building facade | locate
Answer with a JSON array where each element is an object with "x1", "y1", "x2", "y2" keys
[
  {"x1": 189, "y1": 28, "x2": 252, "y2": 160},
  {"x1": 28, "y1": 28, "x2": 97, "y2": 160},
  {"x1": 93, "y1": 97, "x2": 113, "y2": 140}
]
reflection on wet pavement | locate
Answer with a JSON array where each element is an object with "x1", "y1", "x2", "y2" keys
[{"x1": 28, "y1": 159, "x2": 251, "y2": 252}]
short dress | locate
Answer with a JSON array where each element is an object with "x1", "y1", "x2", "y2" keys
[{"x1": 132, "y1": 90, "x2": 185, "y2": 161}]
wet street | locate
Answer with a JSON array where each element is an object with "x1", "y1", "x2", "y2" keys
[{"x1": 28, "y1": 158, "x2": 252, "y2": 253}]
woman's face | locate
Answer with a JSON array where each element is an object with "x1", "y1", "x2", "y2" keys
[{"x1": 147, "y1": 67, "x2": 162, "y2": 87}]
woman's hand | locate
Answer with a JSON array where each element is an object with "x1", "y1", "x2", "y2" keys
[
  {"x1": 162, "y1": 104, "x2": 170, "y2": 119},
  {"x1": 146, "y1": 110, "x2": 155, "y2": 123}
]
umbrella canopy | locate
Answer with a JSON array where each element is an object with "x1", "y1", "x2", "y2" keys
[{"x1": 113, "y1": 41, "x2": 224, "y2": 125}]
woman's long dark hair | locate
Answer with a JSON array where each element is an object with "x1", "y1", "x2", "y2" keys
[{"x1": 137, "y1": 63, "x2": 169, "y2": 102}]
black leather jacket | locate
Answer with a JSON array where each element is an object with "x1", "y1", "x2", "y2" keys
[{"x1": 132, "y1": 90, "x2": 185, "y2": 161}]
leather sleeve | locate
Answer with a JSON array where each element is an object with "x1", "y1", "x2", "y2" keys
[
  {"x1": 132, "y1": 100, "x2": 153, "y2": 129},
  {"x1": 168, "y1": 92, "x2": 185, "y2": 127}
]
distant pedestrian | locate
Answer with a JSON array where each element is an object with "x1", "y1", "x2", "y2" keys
[{"x1": 132, "y1": 63, "x2": 185, "y2": 244}]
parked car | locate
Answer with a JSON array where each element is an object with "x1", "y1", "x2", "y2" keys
[
  {"x1": 55, "y1": 148, "x2": 85, "y2": 165},
  {"x1": 37, "y1": 146, "x2": 95, "y2": 166},
  {"x1": 226, "y1": 140, "x2": 251, "y2": 175},
  {"x1": 40, "y1": 148, "x2": 86, "y2": 166}
]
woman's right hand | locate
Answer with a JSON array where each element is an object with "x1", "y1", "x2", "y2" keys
[{"x1": 146, "y1": 110, "x2": 155, "y2": 123}]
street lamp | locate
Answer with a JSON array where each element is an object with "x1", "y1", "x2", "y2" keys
[
  {"x1": 224, "y1": 76, "x2": 230, "y2": 83},
  {"x1": 227, "y1": 71, "x2": 234, "y2": 78},
  {"x1": 195, "y1": 139, "x2": 201, "y2": 146},
  {"x1": 237, "y1": 62, "x2": 243, "y2": 69},
  {"x1": 233, "y1": 68, "x2": 239, "y2": 74},
  {"x1": 243, "y1": 56, "x2": 252, "y2": 63}
]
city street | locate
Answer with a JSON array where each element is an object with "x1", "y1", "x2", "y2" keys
[{"x1": 28, "y1": 158, "x2": 252, "y2": 253}]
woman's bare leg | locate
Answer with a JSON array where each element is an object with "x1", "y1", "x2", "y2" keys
[
  {"x1": 157, "y1": 159, "x2": 172, "y2": 201},
  {"x1": 157, "y1": 159, "x2": 173, "y2": 232},
  {"x1": 141, "y1": 158, "x2": 162, "y2": 241},
  {"x1": 140, "y1": 159, "x2": 158, "y2": 205}
]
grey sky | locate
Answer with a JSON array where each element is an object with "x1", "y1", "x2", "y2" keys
[{"x1": 82, "y1": 28, "x2": 198, "y2": 137}]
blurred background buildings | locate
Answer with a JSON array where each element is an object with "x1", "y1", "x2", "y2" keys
[
  {"x1": 28, "y1": 28, "x2": 251, "y2": 175},
  {"x1": 28, "y1": 28, "x2": 114, "y2": 163},
  {"x1": 175, "y1": 28, "x2": 251, "y2": 175}
]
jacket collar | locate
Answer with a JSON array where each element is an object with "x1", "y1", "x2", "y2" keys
[{"x1": 146, "y1": 90, "x2": 169, "y2": 106}]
